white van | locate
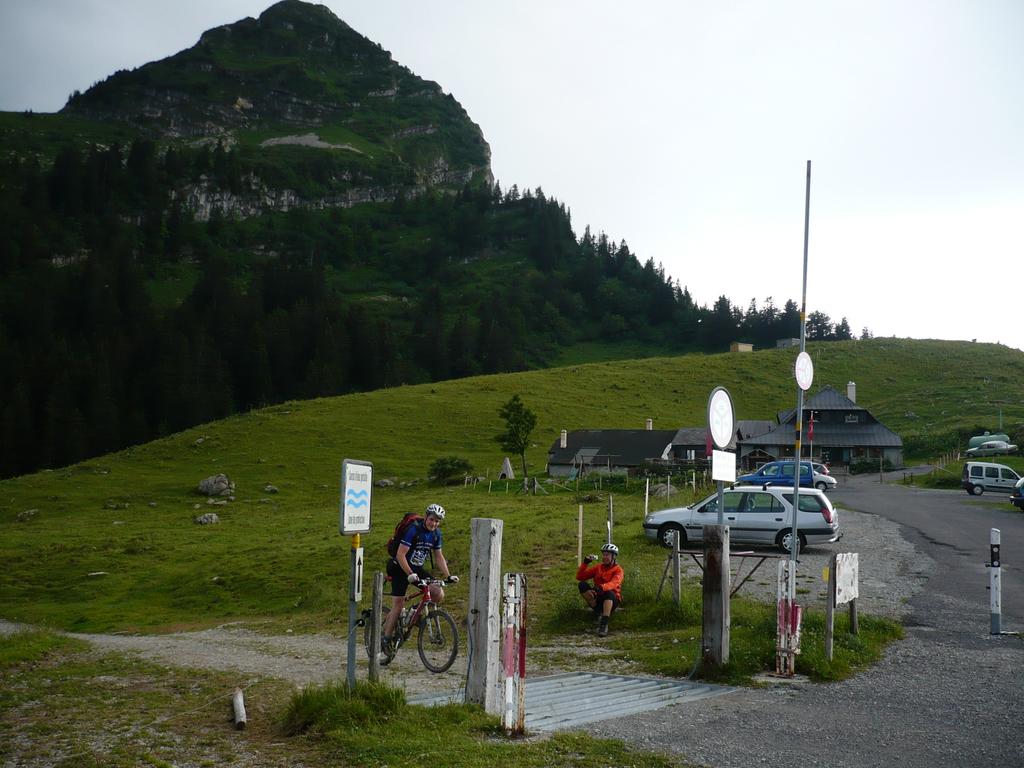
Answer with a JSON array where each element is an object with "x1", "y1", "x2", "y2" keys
[{"x1": 961, "y1": 462, "x2": 1021, "y2": 495}]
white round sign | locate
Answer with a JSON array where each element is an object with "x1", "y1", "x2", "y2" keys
[
  {"x1": 707, "y1": 387, "x2": 735, "y2": 450},
  {"x1": 795, "y1": 351, "x2": 814, "y2": 391}
]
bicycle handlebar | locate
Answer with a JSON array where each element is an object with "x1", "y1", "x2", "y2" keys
[{"x1": 413, "y1": 577, "x2": 458, "y2": 588}]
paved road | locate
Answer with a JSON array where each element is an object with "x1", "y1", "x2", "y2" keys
[
  {"x1": 841, "y1": 467, "x2": 1024, "y2": 625},
  {"x1": 590, "y1": 470, "x2": 1024, "y2": 768}
]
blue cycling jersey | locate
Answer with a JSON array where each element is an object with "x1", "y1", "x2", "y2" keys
[{"x1": 399, "y1": 520, "x2": 442, "y2": 567}]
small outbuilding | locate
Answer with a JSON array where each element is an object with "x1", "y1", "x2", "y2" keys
[{"x1": 547, "y1": 429, "x2": 677, "y2": 478}]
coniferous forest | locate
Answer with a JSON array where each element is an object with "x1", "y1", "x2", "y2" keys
[{"x1": 0, "y1": 137, "x2": 859, "y2": 478}]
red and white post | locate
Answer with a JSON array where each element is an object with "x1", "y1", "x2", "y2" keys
[
  {"x1": 502, "y1": 572, "x2": 527, "y2": 735},
  {"x1": 776, "y1": 559, "x2": 802, "y2": 675}
]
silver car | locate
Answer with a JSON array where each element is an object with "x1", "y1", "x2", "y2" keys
[
  {"x1": 642, "y1": 485, "x2": 841, "y2": 554},
  {"x1": 965, "y1": 440, "x2": 1018, "y2": 458}
]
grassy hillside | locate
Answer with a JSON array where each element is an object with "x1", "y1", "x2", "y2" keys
[{"x1": 1, "y1": 338, "x2": 1021, "y2": 634}]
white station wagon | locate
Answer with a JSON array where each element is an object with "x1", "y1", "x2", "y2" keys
[{"x1": 642, "y1": 485, "x2": 841, "y2": 554}]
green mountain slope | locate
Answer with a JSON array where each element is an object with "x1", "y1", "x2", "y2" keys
[
  {"x1": 1, "y1": 339, "x2": 1021, "y2": 631},
  {"x1": 62, "y1": 0, "x2": 490, "y2": 188}
]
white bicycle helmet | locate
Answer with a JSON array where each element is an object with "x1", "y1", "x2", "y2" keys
[
  {"x1": 601, "y1": 543, "x2": 619, "y2": 556},
  {"x1": 425, "y1": 503, "x2": 446, "y2": 520}
]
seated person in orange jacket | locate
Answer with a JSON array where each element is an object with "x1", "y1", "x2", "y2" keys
[{"x1": 576, "y1": 543, "x2": 623, "y2": 637}]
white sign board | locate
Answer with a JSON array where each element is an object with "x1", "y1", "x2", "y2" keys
[
  {"x1": 707, "y1": 387, "x2": 736, "y2": 450},
  {"x1": 340, "y1": 458, "x2": 373, "y2": 535},
  {"x1": 795, "y1": 351, "x2": 814, "y2": 391},
  {"x1": 835, "y1": 552, "x2": 859, "y2": 605},
  {"x1": 711, "y1": 449, "x2": 737, "y2": 483},
  {"x1": 351, "y1": 547, "x2": 364, "y2": 601}
]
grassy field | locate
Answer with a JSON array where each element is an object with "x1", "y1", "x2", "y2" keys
[
  {"x1": 1, "y1": 339, "x2": 1019, "y2": 639},
  {"x1": 13, "y1": 339, "x2": 997, "y2": 763}
]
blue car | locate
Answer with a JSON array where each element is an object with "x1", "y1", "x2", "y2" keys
[
  {"x1": 737, "y1": 460, "x2": 837, "y2": 491},
  {"x1": 1012, "y1": 478, "x2": 1024, "y2": 511}
]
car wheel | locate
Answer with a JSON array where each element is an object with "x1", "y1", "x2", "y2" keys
[
  {"x1": 815, "y1": 481, "x2": 828, "y2": 491},
  {"x1": 775, "y1": 530, "x2": 807, "y2": 554},
  {"x1": 971, "y1": 484, "x2": 984, "y2": 496},
  {"x1": 658, "y1": 523, "x2": 686, "y2": 549}
]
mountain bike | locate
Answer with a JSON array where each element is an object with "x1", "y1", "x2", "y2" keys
[{"x1": 364, "y1": 578, "x2": 459, "y2": 673}]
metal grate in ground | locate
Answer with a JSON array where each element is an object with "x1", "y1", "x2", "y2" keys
[{"x1": 408, "y1": 672, "x2": 735, "y2": 732}]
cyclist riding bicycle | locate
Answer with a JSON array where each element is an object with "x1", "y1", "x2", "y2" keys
[
  {"x1": 381, "y1": 503, "x2": 458, "y2": 663},
  {"x1": 576, "y1": 542, "x2": 623, "y2": 637}
]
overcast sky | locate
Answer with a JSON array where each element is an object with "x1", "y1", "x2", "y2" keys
[{"x1": 2, "y1": 1, "x2": 1022, "y2": 351}]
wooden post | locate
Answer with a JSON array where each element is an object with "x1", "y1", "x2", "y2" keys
[
  {"x1": 824, "y1": 553, "x2": 836, "y2": 661},
  {"x1": 466, "y1": 518, "x2": 504, "y2": 715},
  {"x1": 644, "y1": 478, "x2": 650, "y2": 518},
  {"x1": 849, "y1": 598, "x2": 859, "y2": 635},
  {"x1": 368, "y1": 571, "x2": 384, "y2": 681},
  {"x1": 702, "y1": 525, "x2": 730, "y2": 667},
  {"x1": 577, "y1": 505, "x2": 584, "y2": 564},
  {"x1": 672, "y1": 531, "x2": 681, "y2": 608},
  {"x1": 232, "y1": 688, "x2": 247, "y2": 730},
  {"x1": 607, "y1": 495, "x2": 614, "y2": 544}
]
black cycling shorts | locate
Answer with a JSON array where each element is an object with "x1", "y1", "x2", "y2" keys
[
  {"x1": 387, "y1": 559, "x2": 430, "y2": 597},
  {"x1": 578, "y1": 581, "x2": 620, "y2": 612}
]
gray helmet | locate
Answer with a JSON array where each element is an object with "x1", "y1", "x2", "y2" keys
[
  {"x1": 601, "y1": 543, "x2": 619, "y2": 556},
  {"x1": 425, "y1": 503, "x2": 446, "y2": 521}
]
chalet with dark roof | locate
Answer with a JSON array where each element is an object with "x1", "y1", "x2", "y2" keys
[{"x1": 738, "y1": 383, "x2": 902, "y2": 467}]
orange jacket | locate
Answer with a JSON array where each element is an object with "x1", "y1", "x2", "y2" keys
[{"x1": 576, "y1": 560, "x2": 623, "y2": 600}]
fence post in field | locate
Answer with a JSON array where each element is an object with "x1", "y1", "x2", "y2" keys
[
  {"x1": 702, "y1": 525, "x2": 730, "y2": 667},
  {"x1": 672, "y1": 530, "x2": 681, "y2": 608},
  {"x1": 466, "y1": 518, "x2": 504, "y2": 715},
  {"x1": 577, "y1": 505, "x2": 584, "y2": 565},
  {"x1": 825, "y1": 553, "x2": 837, "y2": 660},
  {"x1": 368, "y1": 571, "x2": 384, "y2": 681}
]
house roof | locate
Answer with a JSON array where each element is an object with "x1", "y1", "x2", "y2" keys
[
  {"x1": 743, "y1": 422, "x2": 903, "y2": 448},
  {"x1": 778, "y1": 385, "x2": 865, "y2": 424},
  {"x1": 671, "y1": 428, "x2": 706, "y2": 446},
  {"x1": 548, "y1": 429, "x2": 677, "y2": 466},
  {"x1": 737, "y1": 420, "x2": 775, "y2": 440},
  {"x1": 780, "y1": 385, "x2": 867, "y2": 422}
]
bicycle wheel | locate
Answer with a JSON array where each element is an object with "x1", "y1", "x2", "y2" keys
[{"x1": 417, "y1": 608, "x2": 459, "y2": 673}]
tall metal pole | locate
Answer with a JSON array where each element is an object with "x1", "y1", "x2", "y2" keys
[
  {"x1": 347, "y1": 533, "x2": 360, "y2": 688},
  {"x1": 790, "y1": 161, "x2": 812, "y2": 592}
]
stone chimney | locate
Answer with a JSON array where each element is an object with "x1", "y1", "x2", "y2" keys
[
  {"x1": 560, "y1": 429, "x2": 567, "y2": 449},
  {"x1": 847, "y1": 381, "x2": 856, "y2": 403},
  {"x1": 645, "y1": 418, "x2": 653, "y2": 430}
]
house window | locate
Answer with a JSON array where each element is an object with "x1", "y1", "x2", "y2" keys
[
  {"x1": 685, "y1": 449, "x2": 696, "y2": 460},
  {"x1": 845, "y1": 413, "x2": 859, "y2": 423}
]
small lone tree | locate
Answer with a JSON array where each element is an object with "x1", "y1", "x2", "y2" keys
[{"x1": 496, "y1": 394, "x2": 537, "y2": 479}]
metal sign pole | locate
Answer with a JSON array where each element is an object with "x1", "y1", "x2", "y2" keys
[
  {"x1": 786, "y1": 161, "x2": 813, "y2": 672},
  {"x1": 339, "y1": 458, "x2": 373, "y2": 689},
  {"x1": 347, "y1": 534, "x2": 362, "y2": 688}
]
